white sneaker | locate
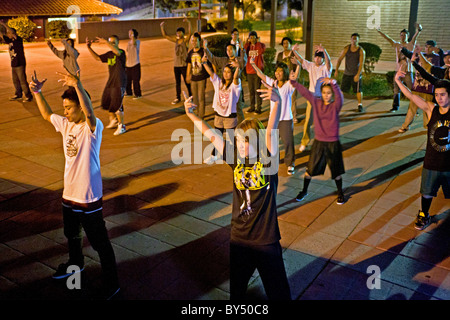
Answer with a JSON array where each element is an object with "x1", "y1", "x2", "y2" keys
[
  {"x1": 113, "y1": 124, "x2": 126, "y2": 136},
  {"x1": 299, "y1": 145, "x2": 306, "y2": 152},
  {"x1": 203, "y1": 155, "x2": 218, "y2": 165},
  {"x1": 106, "y1": 119, "x2": 118, "y2": 129},
  {"x1": 287, "y1": 166, "x2": 295, "y2": 175}
]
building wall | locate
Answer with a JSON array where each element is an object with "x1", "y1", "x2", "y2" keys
[
  {"x1": 311, "y1": 0, "x2": 450, "y2": 62},
  {"x1": 76, "y1": 17, "x2": 205, "y2": 44}
]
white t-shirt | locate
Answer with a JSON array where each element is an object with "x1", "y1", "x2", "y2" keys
[
  {"x1": 50, "y1": 114, "x2": 103, "y2": 204},
  {"x1": 265, "y1": 76, "x2": 295, "y2": 121},
  {"x1": 126, "y1": 39, "x2": 140, "y2": 67},
  {"x1": 210, "y1": 73, "x2": 242, "y2": 117},
  {"x1": 302, "y1": 60, "x2": 332, "y2": 95}
]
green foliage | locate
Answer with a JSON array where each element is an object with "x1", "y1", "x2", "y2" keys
[
  {"x1": 210, "y1": 18, "x2": 228, "y2": 31},
  {"x1": 47, "y1": 20, "x2": 72, "y2": 39},
  {"x1": 263, "y1": 47, "x2": 277, "y2": 78},
  {"x1": 7, "y1": 17, "x2": 36, "y2": 42},
  {"x1": 235, "y1": 19, "x2": 253, "y2": 32},
  {"x1": 205, "y1": 34, "x2": 232, "y2": 57},
  {"x1": 281, "y1": 17, "x2": 302, "y2": 41},
  {"x1": 359, "y1": 42, "x2": 382, "y2": 74}
]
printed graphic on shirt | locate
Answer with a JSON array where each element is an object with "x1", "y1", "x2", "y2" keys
[
  {"x1": 107, "y1": 55, "x2": 117, "y2": 66},
  {"x1": 234, "y1": 160, "x2": 269, "y2": 221},
  {"x1": 190, "y1": 52, "x2": 203, "y2": 76},
  {"x1": 9, "y1": 45, "x2": 17, "y2": 61},
  {"x1": 429, "y1": 119, "x2": 450, "y2": 152},
  {"x1": 218, "y1": 86, "x2": 231, "y2": 113},
  {"x1": 66, "y1": 134, "x2": 78, "y2": 157}
]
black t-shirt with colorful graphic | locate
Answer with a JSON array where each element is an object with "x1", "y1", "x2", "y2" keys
[
  {"x1": 185, "y1": 48, "x2": 210, "y2": 82},
  {"x1": 99, "y1": 50, "x2": 127, "y2": 88},
  {"x1": 424, "y1": 105, "x2": 450, "y2": 172},
  {"x1": 2, "y1": 35, "x2": 26, "y2": 67},
  {"x1": 223, "y1": 142, "x2": 281, "y2": 246}
]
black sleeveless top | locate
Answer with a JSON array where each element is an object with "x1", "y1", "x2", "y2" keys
[{"x1": 424, "y1": 105, "x2": 450, "y2": 172}]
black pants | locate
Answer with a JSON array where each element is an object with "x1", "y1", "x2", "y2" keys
[
  {"x1": 230, "y1": 241, "x2": 291, "y2": 300},
  {"x1": 12, "y1": 65, "x2": 32, "y2": 99},
  {"x1": 62, "y1": 199, "x2": 119, "y2": 288},
  {"x1": 174, "y1": 66, "x2": 191, "y2": 100},
  {"x1": 126, "y1": 63, "x2": 141, "y2": 97}
]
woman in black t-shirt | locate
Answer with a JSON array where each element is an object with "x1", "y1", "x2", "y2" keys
[{"x1": 182, "y1": 82, "x2": 291, "y2": 300}]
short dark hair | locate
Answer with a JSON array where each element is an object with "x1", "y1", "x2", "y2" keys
[
  {"x1": 66, "y1": 38, "x2": 74, "y2": 47},
  {"x1": 281, "y1": 37, "x2": 292, "y2": 45},
  {"x1": 400, "y1": 28, "x2": 409, "y2": 36},
  {"x1": 61, "y1": 86, "x2": 91, "y2": 106},
  {"x1": 434, "y1": 79, "x2": 450, "y2": 95},
  {"x1": 249, "y1": 30, "x2": 258, "y2": 38},
  {"x1": 176, "y1": 27, "x2": 185, "y2": 34},
  {"x1": 192, "y1": 32, "x2": 201, "y2": 41},
  {"x1": 110, "y1": 35, "x2": 119, "y2": 42},
  {"x1": 231, "y1": 28, "x2": 239, "y2": 34},
  {"x1": 351, "y1": 33, "x2": 360, "y2": 38}
]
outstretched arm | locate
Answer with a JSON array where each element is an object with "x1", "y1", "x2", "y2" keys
[
  {"x1": 58, "y1": 72, "x2": 97, "y2": 132},
  {"x1": 249, "y1": 56, "x2": 266, "y2": 81},
  {"x1": 183, "y1": 92, "x2": 224, "y2": 153},
  {"x1": 86, "y1": 37, "x2": 101, "y2": 61},
  {"x1": 394, "y1": 70, "x2": 433, "y2": 118},
  {"x1": 29, "y1": 71, "x2": 53, "y2": 122},
  {"x1": 160, "y1": 21, "x2": 176, "y2": 43},
  {"x1": 258, "y1": 81, "x2": 282, "y2": 156}
]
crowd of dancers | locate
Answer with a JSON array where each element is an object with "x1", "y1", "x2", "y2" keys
[{"x1": 1, "y1": 18, "x2": 449, "y2": 300}]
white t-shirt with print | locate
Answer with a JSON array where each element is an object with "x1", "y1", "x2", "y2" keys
[
  {"x1": 210, "y1": 73, "x2": 242, "y2": 117},
  {"x1": 302, "y1": 60, "x2": 332, "y2": 95},
  {"x1": 50, "y1": 114, "x2": 103, "y2": 204},
  {"x1": 265, "y1": 76, "x2": 295, "y2": 121}
]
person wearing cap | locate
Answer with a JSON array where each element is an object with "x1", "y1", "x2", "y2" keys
[
  {"x1": 244, "y1": 30, "x2": 266, "y2": 114},
  {"x1": 398, "y1": 40, "x2": 442, "y2": 133},
  {"x1": 291, "y1": 43, "x2": 332, "y2": 152},
  {"x1": 377, "y1": 24, "x2": 422, "y2": 112},
  {"x1": 335, "y1": 33, "x2": 365, "y2": 112}
]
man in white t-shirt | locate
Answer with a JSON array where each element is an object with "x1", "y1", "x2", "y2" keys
[
  {"x1": 29, "y1": 72, "x2": 120, "y2": 299},
  {"x1": 292, "y1": 44, "x2": 332, "y2": 152}
]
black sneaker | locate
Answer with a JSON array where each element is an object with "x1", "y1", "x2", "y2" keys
[
  {"x1": 253, "y1": 108, "x2": 261, "y2": 115},
  {"x1": 357, "y1": 104, "x2": 364, "y2": 112},
  {"x1": 336, "y1": 193, "x2": 346, "y2": 205},
  {"x1": 295, "y1": 190, "x2": 308, "y2": 202},
  {"x1": 52, "y1": 262, "x2": 84, "y2": 279},
  {"x1": 246, "y1": 107, "x2": 255, "y2": 113},
  {"x1": 9, "y1": 95, "x2": 22, "y2": 101},
  {"x1": 23, "y1": 97, "x2": 33, "y2": 102},
  {"x1": 414, "y1": 211, "x2": 431, "y2": 230}
]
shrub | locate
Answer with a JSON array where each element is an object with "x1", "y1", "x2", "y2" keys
[
  {"x1": 47, "y1": 20, "x2": 72, "y2": 39},
  {"x1": 7, "y1": 17, "x2": 36, "y2": 42},
  {"x1": 263, "y1": 47, "x2": 277, "y2": 78},
  {"x1": 359, "y1": 42, "x2": 382, "y2": 74},
  {"x1": 205, "y1": 34, "x2": 232, "y2": 57},
  {"x1": 235, "y1": 19, "x2": 253, "y2": 32},
  {"x1": 211, "y1": 18, "x2": 228, "y2": 31},
  {"x1": 281, "y1": 17, "x2": 302, "y2": 41}
]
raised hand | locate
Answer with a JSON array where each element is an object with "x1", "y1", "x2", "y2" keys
[
  {"x1": 395, "y1": 70, "x2": 406, "y2": 81},
  {"x1": 257, "y1": 80, "x2": 281, "y2": 103},
  {"x1": 29, "y1": 71, "x2": 47, "y2": 93},
  {"x1": 183, "y1": 91, "x2": 196, "y2": 114},
  {"x1": 57, "y1": 71, "x2": 80, "y2": 87}
]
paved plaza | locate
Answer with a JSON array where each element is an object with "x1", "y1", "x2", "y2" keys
[{"x1": 0, "y1": 34, "x2": 449, "y2": 301}]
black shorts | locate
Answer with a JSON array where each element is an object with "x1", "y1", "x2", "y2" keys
[
  {"x1": 341, "y1": 74, "x2": 362, "y2": 93},
  {"x1": 101, "y1": 87, "x2": 125, "y2": 113},
  {"x1": 307, "y1": 140, "x2": 345, "y2": 179}
]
